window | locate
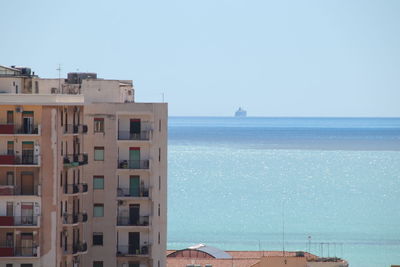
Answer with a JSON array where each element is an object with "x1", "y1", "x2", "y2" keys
[
  {"x1": 159, "y1": 148, "x2": 161, "y2": 162},
  {"x1": 158, "y1": 204, "x2": 160, "y2": 216},
  {"x1": 94, "y1": 147, "x2": 104, "y2": 161},
  {"x1": 94, "y1": 118, "x2": 104, "y2": 133},
  {"x1": 6, "y1": 264, "x2": 13, "y2": 267},
  {"x1": 159, "y1": 176, "x2": 161, "y2": 191},
  {"x1": 158, "y1": 232, "x2": 160, "y2": 244},
  {"x1": 93, "y1": 232, "x2": 103, "y2": 246},
  {"x1": 7, "y1": 111, "x2": 13, "y2": 124},
  {"x1": 159, "y1": 119, "x2": 161, "y2": 132},
  {"x1": 93, "y1": 176, "x2": 104, "y2": 190},
  {"x1": 93, "y1": 204, "x2": 104, "y2": 217},
  {"x1": 21, "y1": 265, "x2": 33, "y2": 267},
  {"x1": 6, "y1": 172, "x2": 14, "y2": 186},
  {"x1": 7, "y1": 141, "x2": 14, "y2": 155},
  {"x1": 93, "y1": 262, "x2": 103, "y2": 267}
]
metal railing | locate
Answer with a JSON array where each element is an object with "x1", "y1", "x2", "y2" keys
[
  {"x1": 0, "y1": 215, "x2": 39, "y2": 226},
  {"x1": 0, "y1": 185, "x2": 39, "y2": 196},
  {"x1": 63, "y1": 242, "x2": 87, "y2": 255},
  {"x1": 117, "y1": 160, "x2": 149, "y2": 170},
  {"x1": 63, "y1": 154, "x2": 88, "y2": 166},
  {"x1": 63, "y1": 124, "x2": 88, "y2": 134},
  {"x1": 117, "y1": 215, "x2": 150, "y2": 226},
  {"x1": 63, "y1": 213, "x2": 88, "y2": 224},
  {"x1": 0, "y1": 246, "x2": 38, "y2": 257},
  {"x1": 0, "y1": 154, "x2": 39, "y2": 165},
  {"x1": 117, "y1": 187, "x2": 149, "y2": 198},
  {"x1": 116, "y1": 244, "x2": 150, "y2": 256},
  {"x1": 64, "y1": 183, "x2": 88, "y2": 194},
  {"x1": 118, "y1": 131, "x2": 151, "y2": 141},
  {"x1": 0, "y1": 124, "x2": 40, "y2": 135}
]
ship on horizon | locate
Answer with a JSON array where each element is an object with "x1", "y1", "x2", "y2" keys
[{"x1": 235, "y1": 107, "x2": 247, "y2": 117}]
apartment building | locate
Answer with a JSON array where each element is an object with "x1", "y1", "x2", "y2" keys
[{"x1": 0, "y1": 65, "x2": 167, "y2": 267}]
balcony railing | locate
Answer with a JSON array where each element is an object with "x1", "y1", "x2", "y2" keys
[
  {"x1": 116, "y1": 244, "x2": 150, "y2": 257},
  {"x1": 117, "y1": 160, "x2": 149, "y2": 170},
  {"x1": 63, "y1": 154, "x2": 88, "y2": 167},
  {"x1": 118, "y1": 131, "x2": 151, "y2": 141},
  {"x1": 0, "y1": 216, "x2": 39, "y2": 226},
  {"x1": 63, "y1": 212, "x2": 88, "y2": 225},
  {"x1": 0, "y1": 124, "x2": 40, "y2": 135},
  {"x1": 64, "y1": 183, "x2": 88, "y2": 194},
  {"x1": 0, "y1": 185, "x2": 39, "y2": 196},
  {"x1": 63, "y1": 124, "x2": 88, "y2": 134},
  {"x1": 117, "y1": 215, "x2": 150, "y2": 226},
  {"x1": 63, "y1": 242, "x2": 87, "y2": 255},
  {"x1": 0, "y1": 155, "x2": 39, "y2": 165},
  {"x1": 0, "y1": 246, "x2": 38, "y2": 257},
  {"x1": 117, "y1": 187, "x2": 149, "y2": 198}
]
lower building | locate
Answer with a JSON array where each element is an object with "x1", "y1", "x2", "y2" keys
[{"x1": 167, "y1": 244, "x2": 348, "y2": 267}]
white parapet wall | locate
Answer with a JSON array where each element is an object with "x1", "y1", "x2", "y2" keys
[{"x1": 0, "y1": 94, "x2": 84, "y2": 105}]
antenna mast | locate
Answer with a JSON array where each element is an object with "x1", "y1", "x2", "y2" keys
[
  {"x1": 56, "y1": 64, "x2": 61, "y2": 93},
  {"x1": 282, "y1": 200, "x2": 285, "y2": 257}
]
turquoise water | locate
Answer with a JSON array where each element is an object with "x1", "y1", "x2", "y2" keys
[{"x1": 167, "y1": 117, "x2": 400, "y2": 267}]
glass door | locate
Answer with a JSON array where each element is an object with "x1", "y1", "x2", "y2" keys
[
  {"x1": 129, "y1": 176, "x2": 140, "y2": 197},
  {"x1": 129, "y1": 147, "x2": 140, "y2": 169}
]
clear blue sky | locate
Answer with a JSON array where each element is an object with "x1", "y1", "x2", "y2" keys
[{"x1": 1, "y1": 0, "x2": 400, "y2": 117}]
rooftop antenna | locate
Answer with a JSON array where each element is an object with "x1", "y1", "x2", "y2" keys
[
  {"x1": 56, "y1": 64, "x2": 61, "y2": 93},
  {"x1": 308, "y1": 236, "x2": 311, "y2": 253},
  {"x1": 321, "y1": 242, "x2": 324, "y2": 257},
  {"x1": 162, "y1": 92, "x2": 165, "y2": 103},
  {"x1": 282, "y1": 199, "x2": 285, "y2": 257}
]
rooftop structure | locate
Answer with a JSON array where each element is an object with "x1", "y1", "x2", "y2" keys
[{"x1": 167, "y1": 245, "x2": 348, "y2": 267}]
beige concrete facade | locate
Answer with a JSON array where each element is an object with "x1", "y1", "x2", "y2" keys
[{"x1": 0, "y1": 65, "x2": 167, "y2": 267}]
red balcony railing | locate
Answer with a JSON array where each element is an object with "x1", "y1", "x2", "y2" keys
[
  {"x1": 0, "y1": 155, "x2": 39, "y2": 165},
  {"x1": 0, "y1": 216, "x2": 39, "y2": 226}
]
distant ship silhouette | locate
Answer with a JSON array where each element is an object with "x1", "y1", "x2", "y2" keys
[{"x1": 235, "y1": 107, "x2": 247, "y2": 117}]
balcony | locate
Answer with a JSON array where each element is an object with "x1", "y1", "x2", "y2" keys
[
  {"x1": 63, "y1": 241, "x2": 87, "y2": 255},
  {"x1": 118, "y1": 131, "x2": 151, "y2": 141},
  {"x1": 0, "y1": 185, "x2": 39, "y2": 196},
  {"x1": 117, "y1": 187, "x2": 149, "y2": 198},
  {"x1": 0, "y1": 216, "x2": 39, "y2": 227},
  {"x1": 116, "y1": 244, "x2": 151, "y2": 257},
  {"x1": 117, "y1": 216, "x2": 150, "y2": 227},
  {"x1": 63, "y1": 212, "x2": 88, "y2": 225},
  {"x1": 0, "y1": 155, "x2": 39, "y2": 166},
  {"x1": 0, "y1": 246, "x2": 38, "y2": 257},
  {"x1": 64, "y1": 183, "x2": 88, "y2": 194},
  {"x1": 63, "y1": 124, "x2": 88, "y2": 134},
  {"x1": 63, "y1": 154, "x2": 88, "y2": 167},
  {"x1": 0, "y1": 124, "x2": 40, "y2": 135},
  {"x1": 117, "y1": 160, "x2": 149, "y2": 170}
]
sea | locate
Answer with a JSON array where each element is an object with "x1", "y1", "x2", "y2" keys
[{"x1": 167, "y1": 117, "x2": 400, "y2": 267}]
